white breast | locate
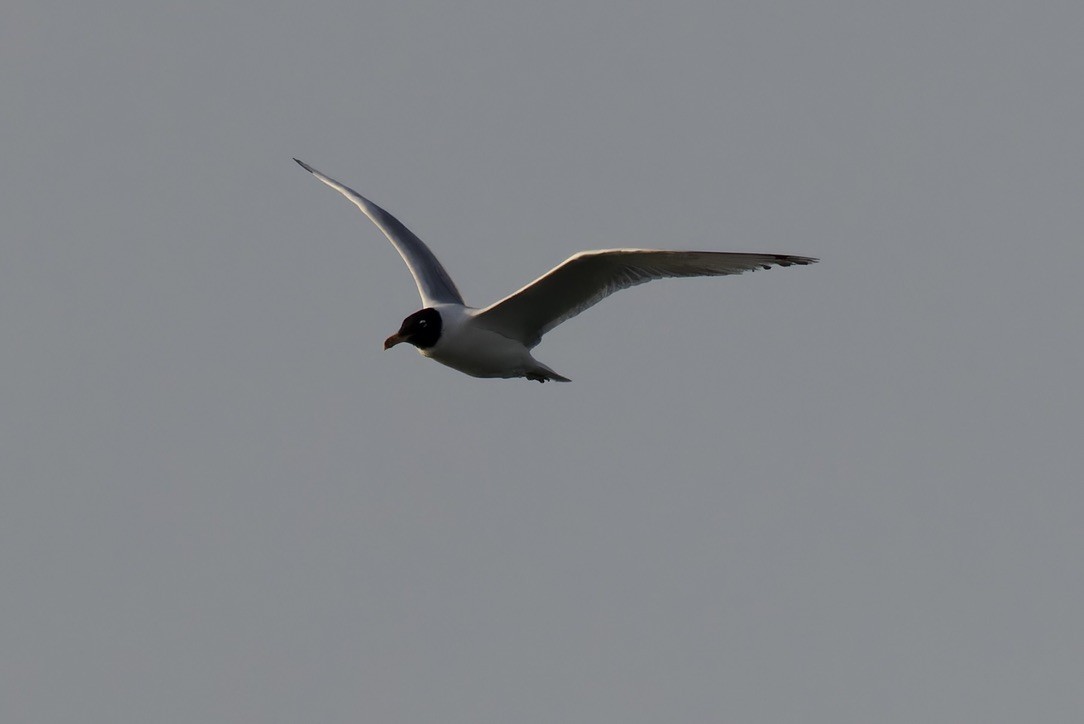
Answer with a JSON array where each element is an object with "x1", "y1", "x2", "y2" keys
[{"x1": 421, "y1": 306, "x2": 540, "y2": 379}]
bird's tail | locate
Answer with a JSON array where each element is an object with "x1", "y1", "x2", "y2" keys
[{"x1": 526, "y1": 362, "x2": 571, "y2": 383}]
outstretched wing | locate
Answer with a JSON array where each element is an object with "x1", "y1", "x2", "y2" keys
[
  {"x1": 474, "y1": 250, "x2": 817, "y2": 347},
  {"x1": 295, "y1": 159, "x2": 464, "y2": 306}
]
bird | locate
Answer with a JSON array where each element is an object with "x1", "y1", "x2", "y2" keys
[{"x1": 295, "y1": 158, "x2": 817, "y2": 382}]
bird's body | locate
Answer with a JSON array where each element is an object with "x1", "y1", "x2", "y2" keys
[
  {"x1": 416, "y1": 304, "x2": 570, "y2": 382},
  {"x1": 295, "y1": 158, "x2": 817, "y2": 382}
]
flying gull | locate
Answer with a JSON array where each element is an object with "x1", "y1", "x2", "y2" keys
[{"x1": 295, "y1": 159, "x2": 817, "y2": 382}]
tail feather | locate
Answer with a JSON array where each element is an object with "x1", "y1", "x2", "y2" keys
[{"x1": 525, "y1": 363, "x2": 571, "y2": 383}]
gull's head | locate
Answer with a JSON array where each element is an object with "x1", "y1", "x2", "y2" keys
[{"x1": 384, "y1": 308, "x2": 442, "y2": 350}]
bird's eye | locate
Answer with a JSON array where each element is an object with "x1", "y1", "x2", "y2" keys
[{"x1": 417, "y1": 319, "x2": 427, "y2": 327}]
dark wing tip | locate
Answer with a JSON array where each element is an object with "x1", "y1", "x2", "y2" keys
[
  {"x1": 770, "y1": 254, "x2": 819, "y2": 267},
  {"x1": 294, "y1": 158, "x2": 315, "y2": 173},
  {"x1": 749, "y1": 254, "x2": 818, "y2": 271}
]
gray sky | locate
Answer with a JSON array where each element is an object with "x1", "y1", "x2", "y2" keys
[{"x1": 3, "y1": 1, "x2": 1083, "y2": 722}]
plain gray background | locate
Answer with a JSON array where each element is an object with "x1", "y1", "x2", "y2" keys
[{"x1": 3, "y1": 1, "x2": 1082, "y2": 722}]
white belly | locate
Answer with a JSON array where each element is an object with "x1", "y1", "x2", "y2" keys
[
  {"x1": 407, "y1": 305, "x2": 568, "y2": 382},
  {"x1": 423, "y1": 318, "x2": 538, "y2": 378}
]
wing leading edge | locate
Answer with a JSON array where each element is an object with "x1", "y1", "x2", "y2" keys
[
  {"x1": 474, "y1": 250, "x2": 817, "y2": 347},
  {"x1": 295, "y1": 159, "x2": 464, "y2": 306}
]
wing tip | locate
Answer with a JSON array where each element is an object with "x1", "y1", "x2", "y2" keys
[
  {"x1": 772, "y1": 254, "x2": 819, "y2": 267},
  {"x1": 294, "y1": 158, "x2": 316, "y2": 174},
  {"x1": 752, "y1": 254, "x2": 819, "y2": 269}
]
